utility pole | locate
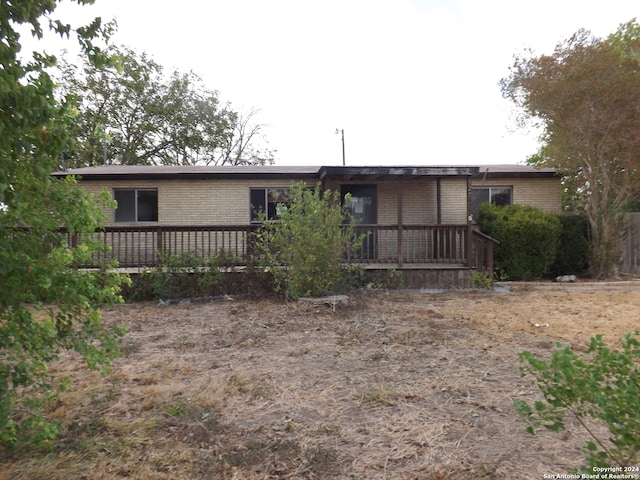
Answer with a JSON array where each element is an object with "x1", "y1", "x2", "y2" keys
[{"x1": 335, "y1": 128, "x2": 345, "y2": 165}]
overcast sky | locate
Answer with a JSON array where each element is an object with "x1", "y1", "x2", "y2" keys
[{"x1": 39, "y1": 0, "x2": 640, "y2": 166}]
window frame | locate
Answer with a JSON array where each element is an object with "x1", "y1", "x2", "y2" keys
[
  {"x1": 471, "y1": 186, "x2": 513, "y2": 219},
  {"x1": 113, "y1": 188, "x2": 159, "y2": 223},
  {"x1": 250, "y1": 187, "x2": 292, "y2": 223}
]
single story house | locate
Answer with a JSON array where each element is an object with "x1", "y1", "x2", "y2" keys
[{"x1": 53, "y1": 164, "x2": 561, "y2": 288}]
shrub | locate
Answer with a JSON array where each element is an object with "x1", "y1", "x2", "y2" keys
[
  {"x1": 254, "y1": 182, "x2": 364, "y2": 299},
  {"x1": 126, "y1": 252, "x2": 226, "y2": 300},
  {"x1": 516, "y1": 332, "x2": 640, "y2": 471},
  {"x1": 470, "y1": 270, "x2": 493, "y2": 290},
  {"x1": 548, "y1": 214, "x2": 591, "y2": 278},
  {"x1": 477, "y1": 203, "x2": 561, "y2": 280}
]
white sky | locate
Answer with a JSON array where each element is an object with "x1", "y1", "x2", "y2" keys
[{"x1": 31, "y1": 0, "x2": 640, "y2": 166}]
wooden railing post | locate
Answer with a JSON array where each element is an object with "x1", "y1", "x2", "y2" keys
[
  {"x1": 486, "y1": 237, "x2": 494, "y2": 275},
  {"x1": 397, "y1": 178, "x2": 404, "y2": 268},
  {"x1": 466, "y1": 223, "x2": 473, "y2": 268},
  {"x1": 156, "y1": 226, "x2": 163, "y2": 266}
]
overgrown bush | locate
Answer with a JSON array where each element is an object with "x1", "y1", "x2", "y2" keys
[
  {"x1": 548, "y1": 214, "x2": 591, "y2": 278},
  {"x1": 477, "y1": 203, "x2": 561, "y2": 280},
  {"x1": 516, "y1": 332, "x2": 640, "y2": 471},
  {"x1": 124, "y1": 251, "x2": 272, "y2": 301},
  {"x1": 153, "y1": 251, "x2": 223, "y2": 299},
  {"x1": 254, "y1": 182, "x2": 364, "y2": 299}
]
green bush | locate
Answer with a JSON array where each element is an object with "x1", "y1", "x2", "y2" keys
[
  {"x1": 124, "y1": 252, "x2": 226, "y2": 301},
  {"x1": 548, "y1": 214, "x2": 591, "y2": 277},
  {"x1": 254, "y1": 182, "x2": 364, "y2": 299},
  {"x1": 477, "y1": 203, "x2": 561, "y2": 280},
  {"x1": 516, "y1": 332, "x2": 640, "y2": 471}
]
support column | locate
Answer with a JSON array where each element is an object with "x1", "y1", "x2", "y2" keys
[
  {"x1": 397, "y1": 177, "x2": 404, "y2": 268},
  {"x1": 466, "y1": 176, "x2": 473, "y2": 267},
  {"x1": 436, "y1": 178, "x2": 442, "y2": 224}
]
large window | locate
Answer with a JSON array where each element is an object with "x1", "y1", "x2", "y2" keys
[
  {"x1": 471, "y1": 186, "x2": 512, "y2": 218},
  {"x1": 114, "y1": 189, "x2": 158, "y2": 222},
  {"x1": 250, "y1": 188, "x2": 291, "y2": 222}
]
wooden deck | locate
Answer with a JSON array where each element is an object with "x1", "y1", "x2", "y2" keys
[{"x1": 63, "y1": 224, "x2": 495, "y2": 276}]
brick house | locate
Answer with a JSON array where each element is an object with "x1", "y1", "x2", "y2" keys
[{"x1": 54, "y1": 164, "x2": 561, "y2": 287}]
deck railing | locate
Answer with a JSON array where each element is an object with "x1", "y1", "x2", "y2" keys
[{"x1": 62, "y1": 224, "x2": 495, "y2": 271}]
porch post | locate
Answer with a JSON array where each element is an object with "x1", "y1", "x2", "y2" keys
[
  {"x1": 397, "y1": 177, "x2": 404, "y2": 268},
  {"x1": 156, "y1": 226, "x2": 163, "y2": 267},
  {"x1": 466, "y1": 176, "x2": 473, "y2": 267},
  {"x1": 436, "y1": 178, "x2": 442, "y2": 224}
]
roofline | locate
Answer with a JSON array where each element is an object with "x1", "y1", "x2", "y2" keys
[
  {"x1": 52, "y1": 164, "x2": 558, "y2": 181},
  {"x1": 55, "y1": 172, "x2": 321, "y2": 181},
  {"x1": 52, "y1": 166, "x2": 321, "y2": 181},
  {"x1": 475, "y1": 171, "x2": 558, "y2": 179},
  {"x1": 319, "y1": 166, "x2": 479, "y2": 178}
]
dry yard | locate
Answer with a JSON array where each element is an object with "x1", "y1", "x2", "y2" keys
[{"x1": 2, "y1": 282, "x2": 640, "y2": 479}]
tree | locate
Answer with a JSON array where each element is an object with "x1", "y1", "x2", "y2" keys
[
  {"x1": 217, "y1": 107, "x2": 276, "y2": 166},
  {"x1": 0, "y1": 1, "x2": 127, "y2": 449},
  {"x1": 500, "y1": 20, "x2": 640, "y2": 278},
  {"x1": 57, "y1": 45, "x2": 275, "y2": 167}
]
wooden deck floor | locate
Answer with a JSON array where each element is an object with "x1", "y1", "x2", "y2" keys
[{"x1": 357, "y1": 263, "x2": 468, "y2": 270}]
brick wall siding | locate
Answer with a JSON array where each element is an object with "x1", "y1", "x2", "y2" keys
[
  {"x1": 471, "y1": 177, "x2": 562, "y2": 214},
  {"x1": 77, "y1": 175, "x2": 560, "y2": 227}
]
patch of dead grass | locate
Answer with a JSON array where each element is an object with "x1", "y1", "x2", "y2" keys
[{"x1": 3, "y1": 286, "x2": 640, "y2": 479}]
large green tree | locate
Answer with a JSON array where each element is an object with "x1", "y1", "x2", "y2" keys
[
  {"x1": 57, "y1": 45, "x2": 275, "y2": 167},
  {"x1": 0, "y1": 1, "x2": 126, "y2": 449},
  {"x1": 501, "y1": 20, "x2": 640, "y2": 278}
]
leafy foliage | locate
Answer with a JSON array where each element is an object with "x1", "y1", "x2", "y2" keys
[
  {"x1": 516, "y1": 332, "x2": 640, "y2": 470},
  {"x1": 56, "y1": 45, "x2": 275, "y2": 167},
  {"x1": 0, "y1": 0, "x2": 127, "y2": 449},
  {"x1": 254, "y1": 183, "x2": 364, "y2": 299},
  {"x1": 123, "y1": 251, "x2": 274, "y2": 301},
  {"x1": 548, "y1": 214, "x2": 591, "y2": 277},
  {"x1": 137, "y1": 252, "x2": 228, "y2": 300},
  {"x1": 477, "y1": 203, "x2": 561, "y2": 280},
  {"x1": 501, "y1": 20, "x2": 640, "y2": 277}
]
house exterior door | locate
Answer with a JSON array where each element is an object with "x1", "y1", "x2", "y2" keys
[{"x1": 341, "y1": 184, "x2": 377, "y2": 260}]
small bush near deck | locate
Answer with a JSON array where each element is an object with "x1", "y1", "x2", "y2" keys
[
  {"x1": 123, "y1": 252, "x2": 274, "y2": 301},
  {"x1": 254, "y1": 182, "x2": 365, "y2": 299},
  {"x1": 125, "y1": 252, "x2": 221, "y2": 300},
  {"x1": 477, "y1": 203, "x2": 561, "y2": 280}
]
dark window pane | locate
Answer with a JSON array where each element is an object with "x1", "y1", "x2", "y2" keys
[
  {"x1": 250, "y1": 189, "x2": 266, "y2": 222},
  {"x1": 251, "y1": 188, "x2": 291, "y2": 221},
  {"x1": 114, "y1": 190, "x2": 136, "y2": 222},
  {"x1": 267, "y1": 188, "x2": 291, "y2": 220},
  {"x1": 137, "y1": 190, "x2": 158, "y2": 221},
  {"x1": 471, "y1": 189, "x2": 490, "y2": 218},
  {"x1": 491, "y1": 188, "x2": 511, "y2": 206}
]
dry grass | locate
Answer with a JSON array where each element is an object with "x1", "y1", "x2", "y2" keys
[{"x1": 2, "y1": 285, "x2": 640, "y2": 479}]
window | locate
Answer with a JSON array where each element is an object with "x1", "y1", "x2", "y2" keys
[
  {"x1": 250, "y1": 188, "x2": 291, "y2": 222},
  {"x1": 471, "y1": 186, "x2": 512, "y2": 218},
  {"x1": 114, "y1": 189, "x2": 158, "y2": 222}
]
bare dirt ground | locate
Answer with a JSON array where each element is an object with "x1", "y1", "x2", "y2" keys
[{"x1": 3, "y1": 282, "x2": 640, "y2": 479}]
